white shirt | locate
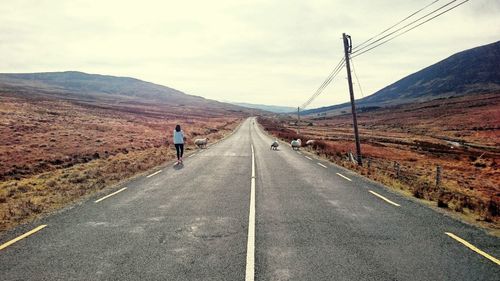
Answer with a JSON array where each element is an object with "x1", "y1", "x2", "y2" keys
[{"x1": 173, "y1": 130, "x2": 184, "y2": 144}]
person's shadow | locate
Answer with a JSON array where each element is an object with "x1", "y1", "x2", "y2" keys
[{"x1": 174, "y1": 162, "x2": 184, "y2": 170}]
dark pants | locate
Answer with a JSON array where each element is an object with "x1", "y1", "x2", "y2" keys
[{"x1": 175, "y1": 143, "x2": 184, "y2": 160}]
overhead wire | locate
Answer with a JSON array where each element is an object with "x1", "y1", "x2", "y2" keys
[
  {"x1": 352, "y1": 0, "x2": 470, "y2": 58},
  {"x1": 300, "y1": 57, "x2": 345, "y2": 110},
  {"x1": 350, "y1": 58, "x2": 364, "y2": 98},
  {"x1": 353, "y1": 0, "x2": 459, "y2": 54},
  {"x1": 298, "y1": 0, "x2": 470, "y2": 110},
  {"x1": 353, "y1": 0, "x2": 441, "y2": 51}
]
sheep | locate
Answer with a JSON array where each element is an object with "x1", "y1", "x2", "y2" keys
[
  {"x1": 290, "y1": 139, "x2": 301, "y2": 150},
  {"x1": 270, "y1": 140, "x2": 279, "y2": 150},
  {"x1": 305, "y1": 140, "x2": 316, "y2": 146},
  {"x1": 194, "y1": 138, "x2": 209, "y2": 148}
]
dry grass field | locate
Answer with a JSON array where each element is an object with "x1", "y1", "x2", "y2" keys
[
  {"x1": 0, "y1": 90, "x2": 246, "y2": 231},
  {"x1": 259, "y1": 92, "x2": 500, "y2": 229}
]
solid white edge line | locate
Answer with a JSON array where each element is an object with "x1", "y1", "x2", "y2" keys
[
  {"x1": 336, "y1": 173, "x2": 352, "y2": 181},
  {"x1": 245, "y1": 144, "x2": 256, "y2": 281},
  {"x1": 445, "y1": 232, "x2": 500, "y2": 266},
  {"x1": 317, "y1": 163, "x2": 328, "y2": 168},
  {"x1": 368, "y1": 190, "x2": 401, "y2": 207},
  {"x1": 146, "y1": 170, "x2": 162, "y2": 178},
  {"x1": 95, "y1": 187, "x2": 128, "y2": 203},
  {"x1": 0, "y1": 225, "x2": 47, "y2": 251},
  {"x1": 305, "y1": 156, "x2": 312, "y2": 160}
]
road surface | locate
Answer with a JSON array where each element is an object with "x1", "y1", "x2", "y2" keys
[{"x1": 0, "y1": 117, "x2": 498, "y2": 280}]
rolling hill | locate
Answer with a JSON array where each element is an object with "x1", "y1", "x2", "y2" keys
[
  {"x1": 0, "y1": 71, "x2": 248, "y2": 112},
  {"x1": 231, "y1": 102, "x2": 295, "y2": 113},
  {"x1": 303, "y1": 40, "x2": 500, "y2": 116}
]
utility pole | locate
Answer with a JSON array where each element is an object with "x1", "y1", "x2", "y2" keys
[
  {"x1": 343, "y1": 33, "x2": 362, "y2": 165},
  {"x1": 297, "y1": 107, "x2": 300, "y2": 134}
]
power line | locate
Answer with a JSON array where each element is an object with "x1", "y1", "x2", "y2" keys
[
  {"x1": 352, "y1": 0, "x2": 463, "y2": 55},
  {"x1": 353, "y1": 0, "x2": 441, "y2": 51},
  {"x1": 299, "y1": 0, "x2": 469, "y2": 111},
  {"x1": 300, "y1": 58, "x2": 345, "y2": 110},
  {"x1": 300, "y1": 62, "x2": 344, "y2": 110},
  {"x1": 352, "y1": 0, "x2": 470, "y2": 58},
  {"x1": 350, "y1": 58, "x2": 364, "y2": 98},
  {"x1": 353, "y1": 0, "x2": 459, "y2": 54},
  {"x1": 300, "y1": 57, "x2": 345, "y2": 110}
]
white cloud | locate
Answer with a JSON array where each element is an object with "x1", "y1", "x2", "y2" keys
[{"x1": 0, "y1": 0, "x2": 498, "y2": 107}]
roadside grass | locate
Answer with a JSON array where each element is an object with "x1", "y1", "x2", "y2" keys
[
  {"x1": 257, "y1": 115, "x2": 499, "y2": 230},
  {"x1": 0, "y1": 113, "x2": 242, "y2": 231},
  {"x1": 0, "y1": 146, "x2": 171, "y2": 231}
]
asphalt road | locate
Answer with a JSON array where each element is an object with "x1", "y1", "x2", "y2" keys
[{"x1": 0, "y1": 117, "x2": 498, "y2": 280}]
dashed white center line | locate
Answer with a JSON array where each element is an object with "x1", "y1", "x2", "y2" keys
[
  {"x1": 245, "y1": 144, "x2": 256, "y2": 281},
  {"x1": 95, "y1": 187, "x2": 128, "y2": 203},
  {"x1": 0, "y1": 225, "x2": 47, "y2": 251},
  {"x1": 336, "y1": 173, "x2": 352, "y2": 181},
  {"x1": 297, "y1": 151, "x2": 302, "y2": 155},
  {"x1": 305, "y1": 156, "x2": 312, "y2": 160},
  {"x1": 445, "y1": 232, "x2": 500, "y2": 265},
  {"x1": 317, "y1": 163, "x2": 328, "y2": 168},
  {"x1": 146, "y1": 170, "x2": 162, "y2": 178},
  {"x1": 368, "y1": 190, "x2": 401, "y2": 207},
  {"x1": 188, "y1": 154, "x2": 196, "y2": 158}
]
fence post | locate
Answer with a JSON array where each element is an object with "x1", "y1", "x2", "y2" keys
[
  {"x1": 394, "y1": 162, "x2": 400, "y2": 178},
  {"x1": 436, "y1": 165, "x2": 442, "y2": 186}
]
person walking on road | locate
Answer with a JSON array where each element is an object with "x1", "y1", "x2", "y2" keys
[{"x1": 173, "y1": 124, "x2": 185, "y2": 164}]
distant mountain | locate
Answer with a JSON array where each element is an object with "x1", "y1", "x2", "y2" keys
[
  {"x1": 303, "y1": 41, "x2": 500, "y2": 116},
  {"x1": 0, "y1": 71, "x2": 249, "y2": 112},
  {"x1": 231, "y1": 102, "x2": 295, "y2": 113}
]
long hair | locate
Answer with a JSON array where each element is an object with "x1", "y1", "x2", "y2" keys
[{"x1": 175, "y1": 124, "x2": 181, "y2": 132}]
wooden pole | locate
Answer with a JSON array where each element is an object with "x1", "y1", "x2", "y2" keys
[{"x1": 343, "y1": 33, "x2": 362, "y2": 166}]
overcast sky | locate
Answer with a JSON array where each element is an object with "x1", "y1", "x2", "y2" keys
[{"x1": 1, "y1": 0, "x2": 498, "y2": 108}]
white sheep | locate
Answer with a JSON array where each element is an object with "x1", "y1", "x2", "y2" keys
[
  {"x1": 270, "y1": 140, "x2": 279, "y2": 150},
  {"x1": 306, "y1": 140, "x2": 316, "y2": 146},
  {"x1": 194, "y1": 138, "x2": 209, "y2": 148},
  {"x1": 290, "y1": 139, "x2": 301, "y2": 150}
]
